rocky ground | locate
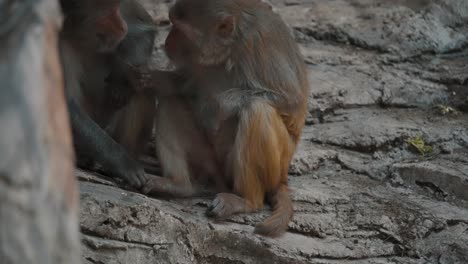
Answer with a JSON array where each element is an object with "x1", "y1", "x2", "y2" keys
[{"x1": 79, "y1": 0, "x2": 468, "y2": 263}]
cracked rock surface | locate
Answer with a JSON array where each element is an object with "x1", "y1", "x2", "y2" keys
[{"x1": 80, "y1": 0, "x2": 468, "y2": 263}]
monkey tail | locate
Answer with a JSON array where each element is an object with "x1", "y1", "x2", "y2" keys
[{"x1": 254, "y1": 184, "x2": 293, "y2": 237}]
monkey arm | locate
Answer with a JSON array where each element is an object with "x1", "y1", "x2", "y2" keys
[
  {"x1": 67, "y1": 99, "x2": 148, "y2": 187},
  {"x1": 131, "y1": 69, "x2": 194, "y2": 97},
  {"x1": 68, "y1": 99, "x2": 127, "y2": 164}
]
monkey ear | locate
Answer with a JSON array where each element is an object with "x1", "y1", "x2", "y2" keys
[{"x1": 217, "y1": 16, "x2": 235, "y2": 38}]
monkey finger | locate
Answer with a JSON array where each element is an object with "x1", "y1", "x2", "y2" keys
[
  {"x1": 141, "y1": 183, "x2": 150, "y2": 194},
  {"x1": 127, "y1": 167, "x2": 147, "y2": 188},
  {"x1": 141, "y1": 179, "x2": 157, "y2": 194},
  {"x1": 127, "y1": 175, "x2": 143, "y2": 189},
  {"x1": 206, "y1": 205, "x2": 225, "y2": 218},
  {"x1": 136, "y1": 172, "x2": 150, "y2": 188},
  {"x1": 210, "y1": 195, "x2": 223, "y2": 209}
]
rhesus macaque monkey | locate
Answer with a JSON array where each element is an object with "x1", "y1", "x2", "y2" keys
[
  {"x1": 136, "y1": 0, "x2": 310, "y2": 237},
  {"x1": 59, "y1": 0, "x2": 157, "y2": 188}
]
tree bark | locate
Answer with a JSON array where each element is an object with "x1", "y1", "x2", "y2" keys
[{"x1": 0, "y1": 1, "x2": 81, "y2": 264}]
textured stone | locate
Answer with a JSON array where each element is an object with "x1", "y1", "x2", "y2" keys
[{"x1": 79, "y1": 0, "x2": 468, "y2": 263}]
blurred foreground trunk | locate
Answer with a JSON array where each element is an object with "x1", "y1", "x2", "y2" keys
[{"x1": 0, "y1": 1, "x2": 80, "y2": 264}]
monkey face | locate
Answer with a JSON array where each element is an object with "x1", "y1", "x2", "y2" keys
[
  {"x1": 92, "y1": 4, "x2": 128, "y2": 53},
  {"x1": 68, "y1": 0, "x2": 128, "y2": 53}
]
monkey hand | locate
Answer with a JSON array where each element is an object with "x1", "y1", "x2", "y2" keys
[
  {"x1": 141, "y1": 177, "x2": 158, "y2": 195},
  {"x1": 128, "y1": 68, "x2": 155, "y2": 93},
  {"x1": 129, "y1": 68, "x2": 186, "y2": 96},
  {"x1": 112, "y1": 157, "x2": 149, "y2": 189}
]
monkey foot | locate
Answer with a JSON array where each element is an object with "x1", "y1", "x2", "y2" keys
[{"x1": 206, "y1": 193, "x2": 247, "y2": 219}]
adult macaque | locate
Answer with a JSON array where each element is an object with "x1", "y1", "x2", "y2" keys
[
  {"x1": 59, "y1": 0, "x2": 157, "y2": 188},
  {"x1": 137, "y1": 0, "x2": 310, "y2": 237}
]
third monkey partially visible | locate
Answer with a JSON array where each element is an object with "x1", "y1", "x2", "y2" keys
[{"x1": 59, "y1": 0, "x2": 157, "y2": 188}]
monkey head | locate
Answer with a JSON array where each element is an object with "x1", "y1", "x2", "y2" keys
[
  {"x1": 61, "y1": 0, "x2": 128, "y2": 53},
  {"x1": 165, "y1": 0, "x2": 256, "y2": 67}
]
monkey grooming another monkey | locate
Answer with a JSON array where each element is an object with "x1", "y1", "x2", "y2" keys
[
  {"x1": 59, "y1": 0, "x2": 157, "y2": 188},
  {"x1": 136, "y1": 0, "x2": 310, "y2": 237}
]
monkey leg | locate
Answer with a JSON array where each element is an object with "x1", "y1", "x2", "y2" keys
[
  {"x1": 207, "y1": 100, "x2": 294, "y2": 236},
  {"x1": 142, "y1": 97, "x2": 222, "y2": 197},
  {"x1": 107, "y1": 93, "x2": 156, "y2": 156}
]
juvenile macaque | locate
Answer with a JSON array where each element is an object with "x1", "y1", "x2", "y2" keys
[
  {"x1": 137, "y1": 0, "x2": 310, "y2": 237},
  {"x1": 59, "y1": 0, "x2": 157, "y2": 188}
]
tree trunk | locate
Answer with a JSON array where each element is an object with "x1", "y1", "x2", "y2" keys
[{"x1": 0, "y1": 1, "x2": 81, "y2": 264}]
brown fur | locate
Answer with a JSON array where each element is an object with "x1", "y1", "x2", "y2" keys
[{"x1": 139, "y1": 0, "x2": 309, "y2": 237}]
